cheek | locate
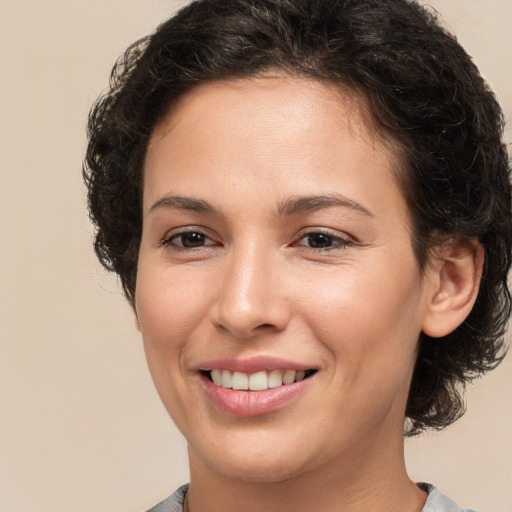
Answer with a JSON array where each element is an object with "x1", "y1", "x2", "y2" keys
[
  {"x1": 136, "y1": 266, "x2": 210, "y2": 422},
  {"x1": 136, "y1": 264, "x2": 212, "y2": 349},
  {"x1": 298, "y1": 271, "x2": 423, "y2": 437},
  {"x1": 299, "y1": 261, "x2": 424, "y2": 374}
]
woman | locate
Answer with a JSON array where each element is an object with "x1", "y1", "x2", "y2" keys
[{"x1": 84, "y1": 0, "x2": 511, "y2": 511}]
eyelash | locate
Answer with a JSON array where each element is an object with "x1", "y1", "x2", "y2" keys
[
  {"x1": 292, "y1": 230, "x2": 353, "y2": 253},
  {"x1": 159, "y1": 228, "x2": 217, "y2": 250},
  {"x1": 160, "y1": 227, "x2": 353, "y2": 254}
]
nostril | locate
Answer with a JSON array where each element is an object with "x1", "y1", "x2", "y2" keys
[{"x1": 212, "y1": 294, "x2": 291, "y2": 338}]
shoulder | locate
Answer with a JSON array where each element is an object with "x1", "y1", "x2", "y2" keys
[
  {"x1": 145, "y1": 484, "x2": 189, "y2": 512},
  {"x1": 146, "y1": 483, "x2": 476, "y2": 512},
  {"x1": 420, "y1": 483, "x2": 477, "y2": 512}
]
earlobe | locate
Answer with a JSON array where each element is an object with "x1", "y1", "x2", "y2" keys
[{"x1": 422, "y1": 238, "x2": 484, "y2": 338}]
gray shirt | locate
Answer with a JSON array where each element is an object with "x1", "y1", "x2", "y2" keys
[{"x1": 146, "y1": 483, "x2": 476, "y2": 512}]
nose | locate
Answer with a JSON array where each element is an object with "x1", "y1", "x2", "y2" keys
[{"x1": 210, "y1": 243, "x2": 291, "y2": 339}]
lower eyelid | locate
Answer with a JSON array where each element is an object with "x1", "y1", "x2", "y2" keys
[
  {"x1": 295, "y1": 231, "x2": 352, "y2": 248},
  {"x1": 159, "y1": 230, "x2": 207, "y2": 247},
  {"x1": 158, "y1": 229, "x2": 352, "y2": 250}
]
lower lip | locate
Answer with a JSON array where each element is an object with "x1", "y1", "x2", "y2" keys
[{"x1": 200, "y1": 374, "x2": 312, "y2": 417}]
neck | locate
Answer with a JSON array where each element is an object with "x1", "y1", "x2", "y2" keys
[{"x1": 186, "y1": 434, "x2": 427, "y2": 512}]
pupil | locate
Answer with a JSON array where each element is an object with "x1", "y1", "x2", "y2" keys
[
  {"x1": 308, "y1": 233, "x2": 332, "y2": 248},
  {"x1": 182, "y1": 232, "x2": 205, "y2": 247}
]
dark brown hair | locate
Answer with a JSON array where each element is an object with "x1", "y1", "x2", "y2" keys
[{"x1": 84, "y1": 0, "x2": 511, "y2": 435}]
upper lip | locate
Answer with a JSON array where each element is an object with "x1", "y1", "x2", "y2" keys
[{"x1": 197, "y1": 356, "x2": 315, "y2": 374}]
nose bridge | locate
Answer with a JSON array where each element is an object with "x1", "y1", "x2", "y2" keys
[{"x1": 212, "y1": 238, "x2": 288, "y2": 338}]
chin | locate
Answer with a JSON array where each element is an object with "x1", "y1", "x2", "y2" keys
[
  {"x1": 188, "y1": 428, "x2": 320, "y2": 484},
  {"x1": 209, "y1": 455, "x2": 307, "y2": 484}
]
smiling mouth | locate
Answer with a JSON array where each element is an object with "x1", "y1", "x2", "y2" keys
[{"x1": 202, "y1": 369, "x2": 318, "y2": 391}]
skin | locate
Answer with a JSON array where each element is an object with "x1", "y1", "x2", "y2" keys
[{"x1": 136, "y1": 76, "x2": 481, "y2": 512}]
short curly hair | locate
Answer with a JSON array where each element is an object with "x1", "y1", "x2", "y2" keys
[{"x1": 84, "y1": 0, "x2": 511, "y2": 435}]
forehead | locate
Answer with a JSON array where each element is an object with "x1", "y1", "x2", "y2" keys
[
  {"x1": 151, "y1": 74, "x2": 389, "y2": 153},
  {"x1": 144, "y1": 75, "x2": 407, "y2": 223}
]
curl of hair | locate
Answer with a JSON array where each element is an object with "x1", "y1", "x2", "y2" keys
[{"x1": 84, "y1": 0, "x2": 511, "y2": 435}]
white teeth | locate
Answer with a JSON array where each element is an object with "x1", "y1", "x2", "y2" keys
[
  {"x1": 211, "y1": 369, "x2": 222, "y2": 386},
  {"x1": 232, "y1": 371, "x2": 249, "y2": 390},
  {"x1": 282, "y1": 370, "x2": 296, "y2": 385},
  {"x1": 249, "y1": 371, "x2": 268, "y2": 391},
  {"x1": 221, "y1": 370, "x2": 232, "y2": 388},
  {"x1": 209, "y1": 369, "x2": 312, "y2": 391},
  {"x1": 267, "y1": 369, "x2": 283, "y2": 388}
]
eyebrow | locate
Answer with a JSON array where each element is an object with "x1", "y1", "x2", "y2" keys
[
  {"x1": 277, "y1": 194, "x2": 373, "y2": 217},
  {"x1": 149, "y1": 193, "x2": 372, "y2": 217},
  {"x1": 149, "y1": 194, "x2": 215, "y2": 214}
]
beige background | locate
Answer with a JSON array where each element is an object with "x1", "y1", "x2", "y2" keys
[{"x1": 0, "y1": 1, "x2": 510, "y2": 511}]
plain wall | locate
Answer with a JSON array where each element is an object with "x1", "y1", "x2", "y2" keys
[{"x1": 0, "y1": 1, "x2": 510, "y2": 511}]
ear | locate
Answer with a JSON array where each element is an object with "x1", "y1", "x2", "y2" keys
[{"x1": 422, "y1": 238, "x2": 484, "y2": 338}]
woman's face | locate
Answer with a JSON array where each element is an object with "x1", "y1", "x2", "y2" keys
[{"x1": 136, "y1": 77, "x2": 437, "y2": 482}]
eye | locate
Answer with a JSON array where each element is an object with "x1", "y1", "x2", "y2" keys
[
  {"x1": 304, "y1": 232, "x2": 335, "y2": 249},
  {"x1": 162, "y1": 230, "x2": 216, "y2": 249},
  {"x1": 294, "y1": 230, "x2": 352, "y2": 251}
]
